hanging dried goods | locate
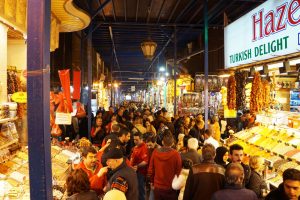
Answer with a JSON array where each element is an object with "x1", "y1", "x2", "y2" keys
[
  {"x1": 235, "y1": 71, "x2": 247, "y2": 111},
  {"x1": 250, "y1": 72, "x2": 263, "y2": 113},
  {"x1": 227, "y1": 75, "x2": 236, "y2": 110}
]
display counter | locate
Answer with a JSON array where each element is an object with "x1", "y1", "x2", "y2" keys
[
  {"x1": 227, "y1": 111, "x2": 300, "y2": 188},
  {"x1": 0, "y1": 138, "x2": 79, "y2": 199}
]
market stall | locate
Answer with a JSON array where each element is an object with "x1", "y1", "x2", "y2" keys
[{"x1": 223, "y1": 0, "x2": 300, "y2": 189}]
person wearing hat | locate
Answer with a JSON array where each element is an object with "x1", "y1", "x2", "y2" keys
[{"x1": 105, "y1": 148, "x2": 138, "y2": 200}]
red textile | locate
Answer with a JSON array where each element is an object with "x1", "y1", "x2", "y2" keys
[
  {"x1": 72, "y1": 70, "x2": 81, "y2": 100},
  {"x1": 130, "y1": 142, "x2": 149, "y2": 175},
  {"x1": 58, "y1": 70, "x2": 73, "y2": 112},
  {"x1": 91, "y1": 127, "x2": 97, "y2": 138},
  {"x1": 77, "y1": 161, "x2": 107, "y2": 195},
  {"x1": 148, "y1": 148, "x2": 182, "y2": 190}
]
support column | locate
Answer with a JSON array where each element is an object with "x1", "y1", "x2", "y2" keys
[
  {"x1": 204, "y1": 0, "x2": 209, "y2": 129},
  {"x1": 87, "y1": 30, "x2": 92, "y2": 141},
  {"x1": 173, "y1": 26, "x2": 177, "y2": 116},
  {"x1": 80, "y1": 31, "x2": 85, "y2": 101},
  {"x1": 27, "y1": 0, "x2": 52, "y2": 199},
  {"x1": 0, "y1": 23, "x2": 8, "y2": 102}
]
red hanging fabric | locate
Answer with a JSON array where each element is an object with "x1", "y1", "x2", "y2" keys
[
  {"x1": 58, "y1": 70, "x2": 73, "y2": 112},
  {"x1": 73, "y1": 70, "x2": 81, "y2": 100}
]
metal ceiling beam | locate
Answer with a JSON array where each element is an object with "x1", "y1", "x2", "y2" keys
[
  {"x1": 188, "y1": 3, "x2": 203, "y2": 23},
  {"x1": 94, "y1": 21, "x2": 204, "y2": 27},
  {"x1": 167, "y1": 0, "x2": 181, "y2": 23},
  {"x1": 146, "y1": 0, "x2": 154, "y2": 23},
  {"x1": 207, "y1": 0, "x2": 237, "y2": 23},
  {"x1": 159, "y1": 27, "x2": 172, "y2": 40},
  {"x1": 84, "y1": 23, "x2": 101, "y2": 39},
  {"x1": 236, "y1": 0, "x2": 265, "y2": 2},
  {"x1": 111, "y1": 0, "x2": 116, "y2": 21},
  {"x1": 124, "y1": 0, "x2": 127, "y2": 22},
  {"x1": 109, "y1": 26, "x2": 121, "y2": 80},
  {"x1": 156, "y1": 0, "x2": 166, "y2": 23},
  {"x1": 135, "y1": 0, "x2": 140, "y2": 22},
  {"x1": 197, "y1": 0, "x2": 230, "y2": 24},
  {"x1": 96, "y1": 0, "x2": 107, "y2": 21},
  {"x1": 92, "y1": 0, "x2": 111, "y2": 20},
  {"x1": 175, "y1": 0, "x2": 197, "y2": 22}
]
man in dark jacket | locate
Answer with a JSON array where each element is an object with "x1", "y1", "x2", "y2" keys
[
  {"x1": 228, "y1": 144, "x2": 251, "y2": 187},
  {"x1": 211, "y1": 163, "x2": 258, "y2": 200},
  {"x1": 105, "y1": 148, "x2": 138, "y2": 200},
  {"x1": 189, "y1": 117, "x2": 205, "y2": 143},
  {"x1": 265, "y1": 168, "x2": 300, "y2": 200},
  {"x1": 181, "y1": 138, "x2": 201, "y2": 165},
  {"x1": 183, "y1": 143, "x2": 225, "y2": 200}
]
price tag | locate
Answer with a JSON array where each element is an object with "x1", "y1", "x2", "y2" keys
[{"x1": 55, "y1": 113, "x2": 72, "y2": 125}]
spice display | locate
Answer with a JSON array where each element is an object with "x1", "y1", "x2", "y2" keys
[
  {"x1": 250, "y1": 72, "x2": 263, "y2": 113},
  {"x1": 227, "y1": 75, "x2": 236, "y2": 110},
  {"x1": 235, "y1": 71, "x2": 247, "y2": 111},
  {"x1": 261, "y1": 79, "x2": 270, "y2": 110},
  {"x1": 220, "y1": 86, "x2": 227, "y2": 107}
]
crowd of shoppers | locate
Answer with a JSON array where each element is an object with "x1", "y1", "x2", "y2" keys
[{"x1": 62, "y1": 104, "x2": 300, "y2": 200}]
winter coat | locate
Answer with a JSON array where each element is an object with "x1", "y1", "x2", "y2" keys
[
  {"x1": 246, "y1": 170, "x2": 268, "y2": 200},
  {"x1": 212, "y1": 185, "x2": 258, "y2": 200}
]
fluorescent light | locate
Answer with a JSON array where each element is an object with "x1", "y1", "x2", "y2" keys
[
  {"x1": 255, "y1": 66, "x2": 263, "y2": 71},
  {"x1": 268, "y1": 62, "x2": 282, "y2": 69},
  {"x1": 128, "y1": 77, "x2": 144, "y2": 80},
  {"x1": 165, "y1": 72, "x2": 169, "y2": 76},
  {"x1": 218, "y1": 74, "x2": 230, "y2": 78},
  {"x1": 159, "y1": 67, "x2": 165, "y2": 72},
  {"x1": 290, "y1": 59, "x2": 300, "y2": 65}
]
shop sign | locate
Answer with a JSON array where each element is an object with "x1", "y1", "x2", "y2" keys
[
  {"x1": 224, "y1": 0, "x2": 300, "y2": 68},
  {"x1": 11, "y1": 92, "x2": 27, "y2": 103},
  {"x1": 224, "y1": 109, "x2": 237, "y2": 118},
  {"x1": 55, "y1": 113, "x2": 72, "y2": 125},
  {"x1": 131, "y1": 86, "x2": 135, "y2": 92}
]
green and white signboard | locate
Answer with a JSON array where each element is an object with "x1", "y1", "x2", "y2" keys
[{"x1": 224, "y1": 0, "x2": 300, "y2": 68}]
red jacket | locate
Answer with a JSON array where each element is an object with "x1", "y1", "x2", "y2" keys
[
  {"x1": 130, "y1": 142, "x2": 149, "y2": 175},
  {"x1": 148, "y1": 147, "x2": 182, "y2": 190},
  {"x1": 77, "y1": 161, "x2": 107, "y2": 195}
]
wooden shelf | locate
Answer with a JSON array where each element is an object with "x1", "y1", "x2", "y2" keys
[{"x1": 0, "y1": 117, "x2": 18, "y2": 124}]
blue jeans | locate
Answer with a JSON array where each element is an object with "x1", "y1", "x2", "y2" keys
[{"x1": 137, "y1": 172, "x2": 146, "y2": 200}]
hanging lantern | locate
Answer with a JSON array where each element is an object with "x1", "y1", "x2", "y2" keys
[{"x1": 141, "y1": 40, "x2": 157, "y2": 60}]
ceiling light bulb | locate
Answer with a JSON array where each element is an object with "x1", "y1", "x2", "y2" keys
[{"x1": 159, "y1": 67, "x2": 165, "y2": 72}]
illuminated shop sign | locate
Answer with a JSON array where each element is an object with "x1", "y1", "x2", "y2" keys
[{"x1": 224, "y1": 0, "x2": 300, "y2": 68}]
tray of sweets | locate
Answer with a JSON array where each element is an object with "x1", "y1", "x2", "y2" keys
[
  {"x1": 278, "y1": 161, "x2": 299, "y2": 172},
  {"x1": 248, "y1": 134, "x2": 262, "y2": 144}
]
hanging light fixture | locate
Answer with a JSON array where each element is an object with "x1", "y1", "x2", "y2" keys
[{"x1": 141, "y1": 39, "x2": 157, "y2": 60}]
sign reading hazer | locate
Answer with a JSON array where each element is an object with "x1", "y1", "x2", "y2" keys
[{"x1": 224, "y1": 0, "x2": 300, "y2": 68}]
